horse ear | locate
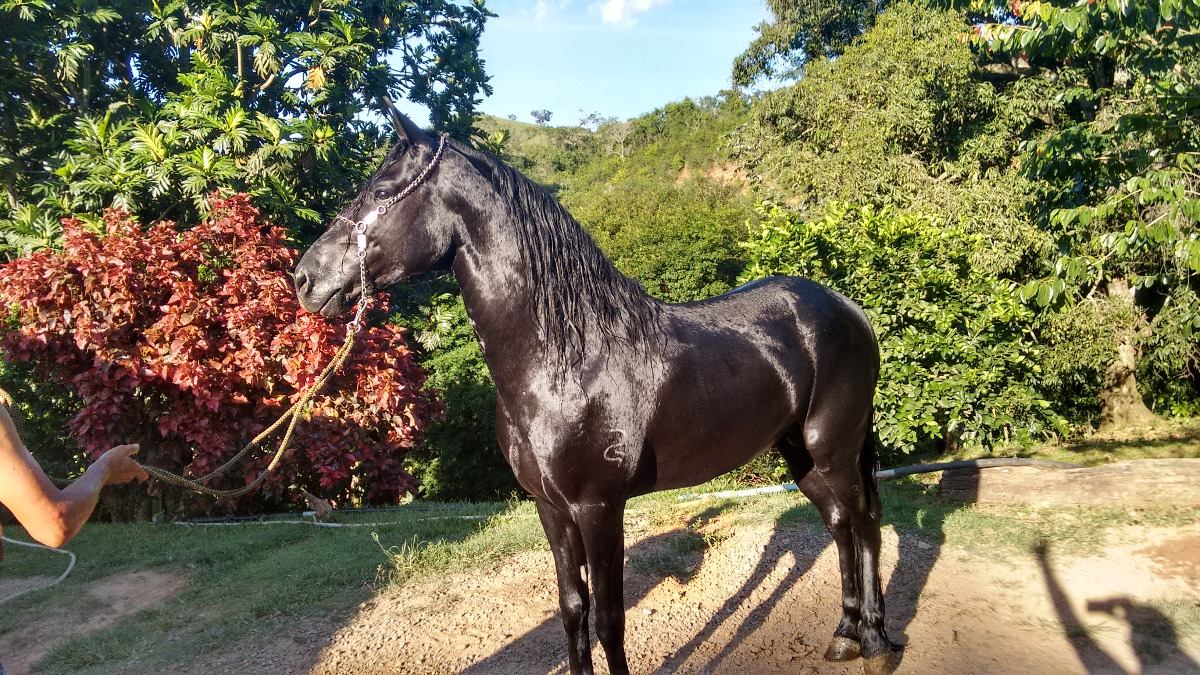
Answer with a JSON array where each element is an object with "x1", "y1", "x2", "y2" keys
[
  {"x1": 380, "y1": 95, "x2": 425, "y2": 145},
  {"x1": 380, "y1": 95, "x2": 408, "y2": 142}
]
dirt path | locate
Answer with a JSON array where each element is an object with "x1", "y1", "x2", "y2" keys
[
  {"x1": 192, "y1": 519, "x2": 1199, "y2": 675},
  {"x1": 1, "y1": 570, "x2": 187, "y2": 675},
  {"x1": 7, "y1": 521, "x2": 1197, "y2": 674}
]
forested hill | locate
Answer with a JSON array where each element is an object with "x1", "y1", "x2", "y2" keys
[{"x1": 473, "y1": 93, "x2": 749, "y2": 198}]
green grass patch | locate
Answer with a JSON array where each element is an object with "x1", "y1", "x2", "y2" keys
[
  {"x1": 1, "y1": 500, "x2": 551, "y2": 674},
  {"x1": 374, "y1": 499, "x2": 547, "y2": 586}
]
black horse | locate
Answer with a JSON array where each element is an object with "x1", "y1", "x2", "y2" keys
[{"x1": 294, "y1": 111, "x2": 899, "y2": 675}]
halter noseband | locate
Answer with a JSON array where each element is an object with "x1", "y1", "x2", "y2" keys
[{"x1": 336, "y1": 132, "x2": 449, "y2": 333}]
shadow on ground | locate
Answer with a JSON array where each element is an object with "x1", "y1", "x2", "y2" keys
[
  {"x1": 1037, "y1": 539, "x2": 1200, "y2": 675},
  {"x1": 462, "y1": 478, "x2": 974, "y2": 675}
]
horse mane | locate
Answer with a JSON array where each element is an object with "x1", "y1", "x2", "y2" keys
[{"x1": 449, "y1": 139, "x2": 664, "y2": 372}]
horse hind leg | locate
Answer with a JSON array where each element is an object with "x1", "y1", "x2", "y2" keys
[
  {"x1": 846, "y1": 430, "x2": 901, "y2": 675},
  {"x1": 785, "y1": 418, "x2": 900, "y2": 675},
  {"x1": 778, "y1": 430, "x2": 864, "y2": 662}
]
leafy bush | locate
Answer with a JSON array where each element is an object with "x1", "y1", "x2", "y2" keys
[
  {"x1": 976, "y1": 0, "x2": 1200, "y2": 420},
  {"x1": 0, "y1": 195, "x2": 440, "y2": 514},
  {"x1": 731, "y1": 2, "x2": 1055, "y2": 280},
  {"x1": 0, "y1": 358, "x2": 85, "y2": 481},
  {"x1": 567, "y1": 181, "x2": 752, "y2": 303},
  {"x1": 393, "y1": 285, "x2": 519, "y2": 501},
  {"x1": 741, "y1": 202, "x2": 1067, "y2": 458}
]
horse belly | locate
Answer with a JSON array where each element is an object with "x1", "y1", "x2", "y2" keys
[{"x1": 648, "y1": 354, "x2": 800, "y2": 490}]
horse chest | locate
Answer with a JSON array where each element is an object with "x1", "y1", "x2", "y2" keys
[{"x1": 496, "y1": 392, "x2": 649, "y2": 505}]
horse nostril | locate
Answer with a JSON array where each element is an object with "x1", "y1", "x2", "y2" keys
[{"x1": 295, "y1": 267, "x2": 311, "y2": 295}]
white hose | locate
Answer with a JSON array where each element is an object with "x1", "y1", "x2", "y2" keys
[{"x1": 0, "y1": 535, "x2": 77, "y2": 605}]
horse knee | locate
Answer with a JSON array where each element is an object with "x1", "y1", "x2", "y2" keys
[
  {"x1": 560, "y1": 589, "x2": 588, "y2": 627},
  {"x1": 819, "y1": 501, "x2": 853, "y2": 537}
]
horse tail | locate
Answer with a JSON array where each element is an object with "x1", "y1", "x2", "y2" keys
[{"x1": 861, "y1": 420, "x2": 882, "y2": 520}]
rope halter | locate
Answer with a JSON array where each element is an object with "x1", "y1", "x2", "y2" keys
[{"x1": 336, "y1": 132, "x2": 449, "y2": 334}]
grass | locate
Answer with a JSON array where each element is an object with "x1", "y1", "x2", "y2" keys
[
  {"x1": 3, "y1": 430, "x2": 1197, "y2": 673},
  {"x1": 1154, "y1": 598, "x2": 1200, "y2": 649},
  {"x1": 1, "y1": 502, "x2": 553, "y2": 675}
]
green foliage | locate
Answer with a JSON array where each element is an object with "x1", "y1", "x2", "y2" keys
[
  {"x1": 0, "y1": 358, "x2": 84, "y2": 481},
  {"x1": 973, "y1": 0, "x2": 1200, "y2": 414},
  {"x1": 473, "y1": 115, "x2": 601, "y2": 189},
  {"x1": 566, "y1": 182, "x2": 752, "y2": 303},
  {"x1": 1038, "y1": 295, "x2": 1139, "y2": 420},
  {"x1": 557, "y1": 94, "x2": 755, "y2": 304},
  {"x1": 0, "y1": 0, "x2": 493, "y2": 250},
  {"x1": 392, "y1": 284, "x2": 519, "y2": 501},
  {"x1": 741, "y1": 203, "x2": 1067, "y2": 457},
  {"x1": 733, "y1": 0, "x2": 889, "y2": 86},
  {"x1": 475, "y1": 93, "x2": 750, "y2": 196},
  {"x1": 566, "y1": 94, "x2": 750, "y2": 195}
]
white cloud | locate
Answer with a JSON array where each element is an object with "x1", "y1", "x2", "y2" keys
[
  {"x1": 534, "y1": 0, "x2": 570, "y2": 24},
  {"x1": 594, "y1": 0, "x2": 670, "y2": 26}
]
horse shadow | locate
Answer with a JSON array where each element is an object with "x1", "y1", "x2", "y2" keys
[
  {"x1": 465, "y1": 476, "x2": 973, "y2": 674},
  {"x1": 881, "y1": 473, "x2": 975, "y2": 650},
  {"x1": 658, "y1": 504, "x2": 827, "y2": 672},
  {"x1": 663, "y1": 478, "x2": 973, "y2": 674},
  {"x1": 460, "y1": 503, "x2": 735, "y2": 674}
]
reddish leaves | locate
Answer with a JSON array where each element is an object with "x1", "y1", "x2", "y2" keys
[{"x1": 0, "y1": 195, "x2": 440, "y2": 511}]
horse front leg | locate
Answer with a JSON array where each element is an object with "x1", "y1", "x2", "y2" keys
[
  {"x1": 575, "y1": 501, "x2": 630, "y2": 675},
  {"x1": 536, "y1": 499, "x2": 593, "y2": 674}
]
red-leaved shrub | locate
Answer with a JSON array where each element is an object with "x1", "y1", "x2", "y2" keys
[{"x1": 0, "y1": 195, "x2": 440, "y2": 513}]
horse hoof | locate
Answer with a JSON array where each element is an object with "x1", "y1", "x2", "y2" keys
[
  {"x1": 862, "y1": 648, "x2": 901, "y2": 675},
  {"x1": 824, "y1": 635, "x2": 861, "y2": 661}
]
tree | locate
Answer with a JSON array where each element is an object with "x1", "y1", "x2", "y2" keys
[
  {"x1": 567, "y1": 182, "x2": 751, "y2": 303},
  {"x1": 0, "y1": 0, "x2": 493, "y2": 252},
  {"x1": 394, "y1": 285, "x2": 518, "y2": 501},
  {"x1": 732, "y1": 0, "x2": 889, "y2": 87},
  {"x1": 977, "y1": 0, "x2": 1200, "y2": 427},
  {"x1": 531, "y1": 109, "x2": 553, "y2": 125},
  {"x1": 0, "y1": 195, "x2": 441, "y2": 515},
  {"x1": 732, "y1": 2, "x2": 1056, "y2": 282}
]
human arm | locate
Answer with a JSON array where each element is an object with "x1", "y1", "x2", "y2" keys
[{"x1": 0, "y1": 403, "x2": 148, "y2": 548}]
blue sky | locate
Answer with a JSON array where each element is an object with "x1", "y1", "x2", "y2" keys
[{"x1": 396, "y1": 0, "x2": 771, "y2": 126}]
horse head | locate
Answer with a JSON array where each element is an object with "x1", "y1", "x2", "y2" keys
[{"x1": 293, "y1": 106, "x2": 458, "y2": 317}]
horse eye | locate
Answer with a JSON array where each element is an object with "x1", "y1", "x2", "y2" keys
[{"x1": 373, "y1": 188, "x2": 389, "y2": 200}]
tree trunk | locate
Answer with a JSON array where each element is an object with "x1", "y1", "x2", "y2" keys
[{"x1": 1098, "y1": 279, "x2": 1157, "y2": 431}]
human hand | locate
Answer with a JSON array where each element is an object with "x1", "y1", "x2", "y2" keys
[{"x1": 98, "y1": 444, "x2": 150, "y2": 485}]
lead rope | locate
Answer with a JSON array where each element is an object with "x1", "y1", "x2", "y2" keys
[{"x1": 142, "y1": 133, "x2": 448, "y2": 500}]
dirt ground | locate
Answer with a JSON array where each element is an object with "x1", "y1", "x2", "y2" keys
[
  {"x1": 2, "y1": 570, "x2": 186, "y2": 675},
  {"x1": 205, "y1": 520, "x2": 1198, "y2": 675},
  {"x1": 7, "y1": 521, "x2": 1199, "y2": 675}
]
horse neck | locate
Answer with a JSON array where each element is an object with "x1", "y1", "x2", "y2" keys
[
  {"x1": 447, "y1": 175, "x2": 659, "y2": 390},
  {"x1": 449, "y1": 198, "x2": 546, "y2": 387}
]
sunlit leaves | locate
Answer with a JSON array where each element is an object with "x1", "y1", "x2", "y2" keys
[
  {"x1": 972, "y1": 0, "x2": 1200, "y2": 408},
  {"x1": 741, "y1": 202, "x2": 1066, "y2": 456},
  {"x1": 0, "y1": 0, "x2": 492, "y2": 252}
]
